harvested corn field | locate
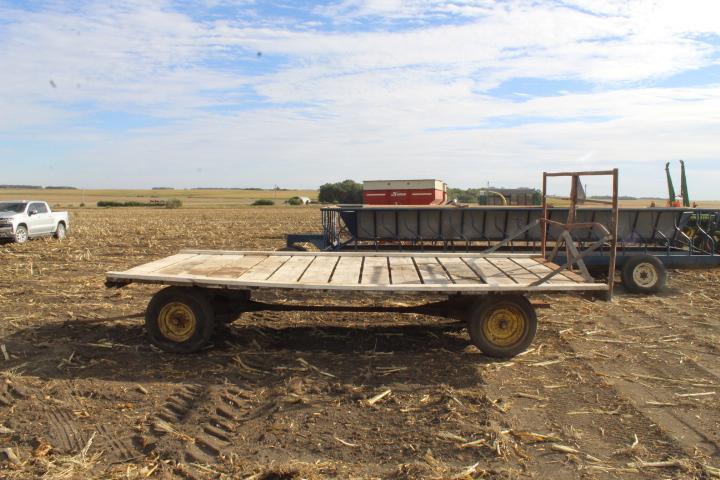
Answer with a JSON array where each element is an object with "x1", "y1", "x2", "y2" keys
[{"x1": 1, "y1": 207, "x2": 719, "y2": 479}]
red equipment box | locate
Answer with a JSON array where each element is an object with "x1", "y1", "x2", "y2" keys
[{"x1": 363, "y1": 179, "x2": 447, "y2": 205}]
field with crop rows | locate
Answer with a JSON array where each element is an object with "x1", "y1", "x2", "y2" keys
[
  {"x1": 1, "y1": 206, "x2": 720, "y2": 479},
  {"x1": 0, "y1": 188, "x2": 318, "y2": 208}
]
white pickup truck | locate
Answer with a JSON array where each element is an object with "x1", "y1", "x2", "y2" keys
[{"x1": 0, "y1": 200, "x2": 69, "y2": 244}]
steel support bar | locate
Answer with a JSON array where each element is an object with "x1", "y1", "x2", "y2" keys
[
  {"x1": 483, "y1": 218, "x2": 542, "y2": 254},
  {"x1": 530, "y1": 236, "x2": 610, "y2": 286},
  {"x1": 561, "y1": 231, "x2": 593, "y2": 281},
  {"x1": 545, "y1": 170, "x2": 617, "y2": 177},
  {"x1": 541, "y1": 173, "x2": 548, "y2": 257},
  {"x1": 608, "y1": 169, "x2": 619, "y2": 298},
  {"x1": 539, "y1": 168, "x2": 619, "y2": 299},
  {"x1": 546, "y1": 196, "x2": 615, "y2": 205}
]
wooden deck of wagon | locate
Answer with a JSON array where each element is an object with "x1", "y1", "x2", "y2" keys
[{"x1": 106, "y1": 249, "x2": 607, "y2": 293}]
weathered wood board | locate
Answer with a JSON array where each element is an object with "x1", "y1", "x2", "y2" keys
[{"x1": 107, "y1": 250, "x2": 608, "y2": 293}]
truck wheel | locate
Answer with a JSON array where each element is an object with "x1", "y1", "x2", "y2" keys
[
  {"x1": 145, "y1": 287, "x2": 215, "y2": 353},
  {"x1": 14, "y1": 225, "x2": 28, "y2": 244},
  {"x1": 621, "y1": 255, "x2": 666, "y2": 294},
  {"x1": 54, "y1": 223, "x2": 66, "y2": 240},
  {"x1": 466, "y1": 295, "x2": 537, "y2": 358}
]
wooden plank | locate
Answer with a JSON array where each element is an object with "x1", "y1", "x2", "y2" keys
[
  {"x1": 414, "y1": 257, "x2": 452, "y2": 284},
  {"x1": 487, "y1": 257, "x2": 536, "y2": 285},
  {"x1": 106, "y1": 270, "x2": 609, "y2": 292},
  {"x1": 462, "y1": 258, "x2": 516, "y2": 285},
  {"x1": 183, "y1": 254, "x2": 245, "y2": 277},
  {"x1": 389, "y1": 257, "x2": 422, "y2": 285},
  {"x1": 206, "y1": 255, "x2": 268, "y2": 278},
  {"x1": 238, "y1": 255, "x2": 291, "y2": 281},
  {"x1": 511, "y1": 257, "x2": 578, "y2": 285},
  {"x1": 533, "y1": 257, "x2": 588, "y2": 283},
  {"x1": 361, "y1": 256, "x2": 390, "y2": 285},
  {"x1": 437, "y1": 257, "x2": 483, "y2": 284},
  {"x1": 179, "y1": 249, "x2": 540, "y2": 259},
  {"x1": 299, "y1": 255, "x2": 339, "y2": 284},
  {"x1": 156, "y1": 254, "x2": 216, "y2": 275},
  {"x1": 330, "y1": 256, "x2": 363, "y2": 284},
  {"x1": 512, "y1": 256, "x2": 551, "y2": 275},
  {"x1": 268, "y1": 255, "x2": 315, "y2": 283},
  {"x1": 124, "y1": 253, "x2": 199, "y2": 274}
]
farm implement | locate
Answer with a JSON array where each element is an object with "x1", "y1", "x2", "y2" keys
[
  {"x1": 107, "y1": 170, "x2": 622, "y2": 358},
  {"x1": 288, "y1": 188, "x2": 720, "y2": 294}
]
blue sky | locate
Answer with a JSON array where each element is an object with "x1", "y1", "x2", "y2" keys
[{"x1": 1, "y1": 0, "x2": 720, "y2": 198}]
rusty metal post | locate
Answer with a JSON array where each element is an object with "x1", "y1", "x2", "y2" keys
[
  {"x1": 566, "y1": 174, "x2": 579, "y2": 268},
  {"x1": 607, "y1": 168, "x2": 619, "y2": 299},
  {"x1": 568, "y1": 174, "x2": 578, "y2": 224},
  {"x1": 541, "y1": 172, "x2": 548, "y2": 257}
]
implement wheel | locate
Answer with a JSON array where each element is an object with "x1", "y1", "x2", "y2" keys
[
  {"x1": 466, "y1": 295, "x2": 537, "y2": 358},
  {"x1": 145, "y1": 287, "x2": 215, "y2": 353},
  {"x1": 621, "y1": 255, "x2": 666, "y2": 294}
]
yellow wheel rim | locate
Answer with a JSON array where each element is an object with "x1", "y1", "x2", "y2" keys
[
  {"x1": 158, "y1": 302, "x2": 197, "y2": 342},
  {"x1": 482, "y1": 304, "x2": 527, "y2": 348}
]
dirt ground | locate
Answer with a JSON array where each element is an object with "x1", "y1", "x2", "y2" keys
[{"x1": 1, "y1": 207, "x2": 719, "y2": 479}]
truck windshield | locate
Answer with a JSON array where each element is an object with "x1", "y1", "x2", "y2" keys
[{"x1": 0, "y1": 202, "x2": 27, "y2": 213}]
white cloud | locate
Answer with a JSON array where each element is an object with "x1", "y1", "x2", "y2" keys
[{"x1": 0, "y1": 0, "x2": 719, "y2": 197}]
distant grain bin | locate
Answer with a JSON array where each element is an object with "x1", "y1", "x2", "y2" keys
[{"x1": 363, "y1": 179, "x2": 447, "y2": 205}]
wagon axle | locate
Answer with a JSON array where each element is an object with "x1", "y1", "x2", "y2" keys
[{"x1": 143, "y1": 286, "x2": 539, "y2": 358}]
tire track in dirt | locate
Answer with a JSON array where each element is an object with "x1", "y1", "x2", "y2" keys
[
  {"x1": 154, "y1": 384, "x2": 204, "y2": 424},
  {"x1": 690, "y1": 350, "x2": 720, "y2": 380},
  {"x1": 626, "y1": 296, "x2": 720, "y2": 380},
  {"x1": 149, "y1": 384, "x2": 253, "y2": 466},
  {"x1": 94, "y1": 424, "x2": 141, "y2": 463},
  {"x1": 1, "y1": 375, "x2": 144, "y2": 462},
  {"x1": 45, "y1": 407, "x2": 90, "y2": 453},
  {"x1": 181, "y1": 391, "x2": 235, "y2": 465},
  {"x1": 564, "y1": 309, "x2": 720, "y2": 464},
  {"x1": 481, "y1": 316, "x2": 698, "y2": 479}
]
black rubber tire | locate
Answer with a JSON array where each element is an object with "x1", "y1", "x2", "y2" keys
[
  {"x1": 14, "y1": 225, "x2": 28, "y2": 244},
  {"x1": 621, "y1": 255, "x2": 667, "y2": 294},
  {"x1": 54, "y1": 222, "x2": 66, "y2": 240},
  {"x1": 466, "y1": 295, "x2": 538, "y2": 358},
  {"x1": 145, "y1": 287, "x2": 215, "y2": 353}
]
